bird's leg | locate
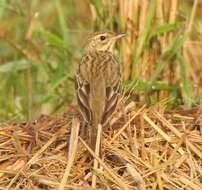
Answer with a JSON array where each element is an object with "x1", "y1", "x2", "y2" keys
[
  {"x1": 89, "y1": 123, "x2": 97, "y2": 151},
  {"x1": 79, "y1": 121, "x2": 88, "y2": 140}
]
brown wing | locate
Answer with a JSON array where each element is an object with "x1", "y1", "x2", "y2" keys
[
  {"x1": 101, "y1": 53, "x2": 121, "y2": 125},
  {"x1": 75, "y1": 55, "x2": 92, "y2": 123},
  {"x1": 76, "y1": 52, "x2": 121, "y2": 126}
]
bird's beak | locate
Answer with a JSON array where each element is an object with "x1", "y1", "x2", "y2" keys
[{"x1": 113, "y1": 33, "x2": 126, "y2": 40}]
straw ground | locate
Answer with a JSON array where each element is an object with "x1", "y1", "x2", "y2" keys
[{"x1": 0, "y1": 102, "x2": 201, "y2": 189}]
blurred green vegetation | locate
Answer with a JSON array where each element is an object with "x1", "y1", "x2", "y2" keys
[{"x1": 0, "y1": 0, "x2": 201, "y2": 122}]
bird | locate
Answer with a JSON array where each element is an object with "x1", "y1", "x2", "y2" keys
[{"x1": 75, "y1": 31, "x2": 125, "y2": 150}]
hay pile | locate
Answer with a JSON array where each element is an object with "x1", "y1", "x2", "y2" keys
[{"x1": 0, "y1": 105, "x2": 201, "y2": 190}]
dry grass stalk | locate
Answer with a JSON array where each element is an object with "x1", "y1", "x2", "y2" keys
[
  {"x1": 5, "y1": 130, "x2": 59, "y2": 190},
  {"x1": 109, "y1": 105, "x2": 145, "y2": 144},
  {"x1": 126, "y1": 163, "x2": 146, "y2": 190},
  {"x1": 184, "y1": 0, "x2": 201, "y2": 97},
  {"x1": 156, "y1": 0, "x2": 166, "y2": 51},
  {"x1": 143, "y1": 113, "x2": 184, "y2": 155},
  {"x1": 59, "y1": 118, "x2": 80, "y2": 190},
  {"x1": 0, "y1": 106, "x2": 201, "y2": 189},
  {"x1": 80, "y1": 137, "x2": 130, "y2": 190},
  {"x1": 91, "y1": 124, "x2": 102, "y2": 188},
  {"x1": 168, "y1": 0, "x2": 178, "y2": 41}
]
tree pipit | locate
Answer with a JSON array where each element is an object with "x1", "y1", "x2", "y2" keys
[{"x1": 75, "y1": 32, "x2": 125, "y2": 150}]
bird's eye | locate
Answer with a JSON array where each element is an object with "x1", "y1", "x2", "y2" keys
[{"x1": 100, "y1": 35, "x2": 106, "y2": 41}]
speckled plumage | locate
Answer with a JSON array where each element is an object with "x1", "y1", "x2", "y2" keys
[{"x1": 75, "y1": 32, "x2": 124, "y2": 148}]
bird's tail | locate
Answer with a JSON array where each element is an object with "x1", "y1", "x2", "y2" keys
[
  {"x1": 89, "y1": 122, "x2": 102, "y2": 157},
  {"x1": 89, "y1": 122, "x2": 97, "y2": 150}
]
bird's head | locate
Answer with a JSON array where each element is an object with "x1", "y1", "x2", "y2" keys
[{"x1": 84, "y1": 32, "x2": 125, "y2": 52}]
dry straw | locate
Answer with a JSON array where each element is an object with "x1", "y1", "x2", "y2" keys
[
  {"x1": 0, "y1": 103, "x2": 201, "y2": 189},
  {"x1": 0, "y1": 0, "x2": 202, "y2": 189}
]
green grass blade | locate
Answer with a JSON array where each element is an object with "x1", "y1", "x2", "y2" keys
[
  {"x1": 42, "y1": 74, "x2": 68, "y2": 103},
  {"x1": 150, "y1": 22, "x2": 182, "y2": 38},
  {"x1": 177, "y1": 52, "x2": 193, "y2": 107},
  {"x1": 149, "y1": 33, "x2": 187, "y2": 84},
  {"x1": 38, "y1": 30, "x2": 65, "y2": 49},
  {"x1": 127, "y1": 81, "x2": 178, "y2": 91},
  {"x1": 55, "y1": 0, "x2": 69, "y2": 47},
  {"x1": 0, "y1": 0, "x2": 6, "y2": 18},
  {"x1": 88, "y1": 0, "x2": 104, "y2": 19},
  {"x1": 0, "y1": 60, "x2": 37, "y2": 73},
  {"x1": 131, "y1": 0, "x2": 157, "y2": 79}
]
